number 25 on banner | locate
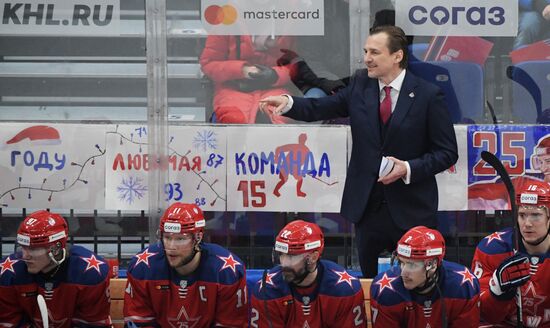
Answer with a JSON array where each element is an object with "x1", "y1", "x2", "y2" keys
[
  {"x1": 238, "y1": 180, "x2": 266, "y2": 208},
  {"x1": 472, "y1": 131, "x2": 525, "y2": 176}
]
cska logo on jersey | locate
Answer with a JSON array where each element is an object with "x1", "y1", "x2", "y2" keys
[
  {"x1": 376, "y1": 273, "x2": 396, "y2": 294},
  {"x1": 522, "y1": 281, "x2": 547, "y2": 316},
  {"x1": 333, "y1": 269, "x2": 357, "y2": 288},
  {"x1": 134, "y1": 249, "x2": 157, "y2": 268},
  {"x1": 167, "y1": 305, "x2": 201, "y2": 328},
  {"x1": 217, "y1": 254, "x2": 241, "y2": 274},
  {"x1": 455, "y1": 268, "x2": 476, "y2": 288},
  {"x1": 80, "y1": 254, "x2": 105, "y2": 274},
  {"x1": 0, "y1": 257, "x2": 19, "y2": 276}
]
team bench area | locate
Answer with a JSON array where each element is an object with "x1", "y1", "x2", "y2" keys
[{"x1": 109, "y1": 278, "x2": 374, "y2": 327}]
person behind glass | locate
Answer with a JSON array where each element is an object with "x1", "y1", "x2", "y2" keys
[
  {"x1": 370, "y1": 226, "x2": 480, "y2": 328},
  {"x1": 514, "y1": 0, "x2": 550, "y2": 49},
  {"x1": 0, "y1": 210, "x2": 112, "y2": 327},
  {"x1": 200, "y1": 34, "x2": 296, "y2": 124},
  {"x1": 259, "y1": 25, "x2": 458, "y2": 278},
  {"x1": 250, "y1": 220, "x2": 366, "y2": 328},
  {"x1": 471, "y1": 180, "x2": 550, "y2": 326},
  {"x1": 124, "y1": 202, "x2": 247, "y2": 327},
  {"x1": 276, "y1": 48, "x2": 346, "y2": 99}
]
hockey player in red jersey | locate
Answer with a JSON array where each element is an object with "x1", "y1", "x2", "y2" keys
[
  {"x1": 472, "y1": 179, "x2": 550, "y2": 327},
  {"x1": 250, "y1": 220, "x2": 366, "y2": 328},
  {"x1": 0, "y1": 210, "x2": 112, "y2": 327},
  {"x1": 124, "y1": 202, "x2": 247, "y2": 327},
  {"x1": 371, "y1": 226, "x2": 480, "y2": 327}
]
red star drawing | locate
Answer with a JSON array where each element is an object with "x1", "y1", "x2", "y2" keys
[
  {"x1": 455, "y1": 268, "x2": 476, "y2": 288},
  {"x1": 0, "y1": 257, "x2": 19, "y2": 276},
  {"x1": 217, "y1": 254, "x2": 241, "y2": 274},
  {"x1": 376, "y1": 273, "x2": 396, "y2": 294},
  {"x1": 80, "y1": 254, "x2": 105, "y2": 274},
  {"x1": 521, "y1": 281, "x2": 547, "y2": 316},
  {"x1": 333, "y1": 269, "x2": 357, "y2": 288},
  {"x1": 258, "y1": 271, "x2": 278, "y2": 290},
  {"x1": 134, "y1": 249, "x2": 157, "y2": 267},
  {"x1": 168, "y1": 305, "x2": 201, "y2": 328},
  {"x1": 485, "y1": 231, "x2": 507, "y2": 246}
]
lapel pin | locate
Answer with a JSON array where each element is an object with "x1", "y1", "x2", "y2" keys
[{"x1": 409, "y1": 92, "x2": 415, "y2": 98}]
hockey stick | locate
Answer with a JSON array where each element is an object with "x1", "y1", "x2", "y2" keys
[
  {"x1": 480, "y1": 151, "x2": 523, "y2": 328},
  {"x1": 37, "y1": 294, "x2": 49, "y2": 328},
  {"x1": 307, "y1": 174, "x2": 339, "y2": 186}
]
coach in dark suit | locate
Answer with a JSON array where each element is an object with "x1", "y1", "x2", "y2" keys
[{"x1": 260, "y1": 25, "x2": 458, "y2": 278}]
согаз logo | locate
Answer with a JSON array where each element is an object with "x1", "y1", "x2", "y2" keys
[{"x1": 204, "y1": 5, "x2": 237, "y2": 25}]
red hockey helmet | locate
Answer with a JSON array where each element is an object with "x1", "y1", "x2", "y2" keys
[
  {"x1": 515, "y1": 179, "x2": 550, "y2": 209},
  {"x1": 159, "y1": 202, "x2": 205, "y2": 235},
  {"x1": 275, "y1": 220, "x2": 324, "y2": 255},
  {"x1": 17, "y1": 210, "x2": 69, "y2": 249},
  {"x1": 396, "y1": 226, "x2": 445, "y2": 266}
]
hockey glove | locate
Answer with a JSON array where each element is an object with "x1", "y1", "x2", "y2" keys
[{"x1": 489, "y1": 253, "x2": 530, "y2": 299}]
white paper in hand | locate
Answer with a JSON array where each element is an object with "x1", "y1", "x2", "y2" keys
[{"x1": 379, "y1": 156, "x2": 394, "y2": 178}]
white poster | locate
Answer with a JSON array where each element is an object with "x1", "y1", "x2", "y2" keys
[
  {"x1": 0, "y1": 123, "x2": 106, "y2": 209},
  {"x1": 201, "y1": 0, "x2": 324, "y2": 36},
  {"x1": 436, "y1": 125, "x2": 468, "y2": 210},
  {"x1": 226, "y1": 125, "x2": 347, "y2": 212},
  {"x1": 0, "y1": 0, "x2": 120, "y2": 36},
  {"x1": 396, "y1": 0, "x2": 518, "y2": 36},
  {"x1": 105, "y1": 124, "x2": 227, "y2": 211}
]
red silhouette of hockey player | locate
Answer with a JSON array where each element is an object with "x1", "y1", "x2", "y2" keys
[{"x1": 273, "y1": 133, "x2": 310, "y2": 198}]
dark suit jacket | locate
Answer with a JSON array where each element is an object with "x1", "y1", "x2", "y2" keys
[{"x1": 286, "y1": 69, "x2": 458, "y2": 229}]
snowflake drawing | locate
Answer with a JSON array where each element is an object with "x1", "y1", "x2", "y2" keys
[
  {"x1": 193, "y1": 130, "x2": 217, "y2": 152},
  {"x1": 117, "y1": 176, "x2": 147, "y2": 204}
]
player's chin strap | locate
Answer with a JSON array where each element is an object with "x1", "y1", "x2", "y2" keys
[
  {"x1": 292, "y1": 262, "x2": 318, "y2": 286},
  {"x1": 262, "y1": 269, "x2": 274, "y2": 328},
  {"x1": 48, "y1": 247, "x2": 66, "y2": 266},
  {"x1": 178, "y1": 240, "x2": 202, "y2": 268},
  {"x1": 522, "y1": 229, "x2": 550, "y2": 247}
]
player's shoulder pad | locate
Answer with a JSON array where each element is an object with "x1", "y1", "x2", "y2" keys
[
  {"x1": 318, "y1": 260, "x2": 363, "y2": 297},
  {"x1": 251, "y1": 266, "x2": 290, "y2": 301},
  {"x1": 126, "y1": 243, "x2": 168, "y2": 280},
  {"x1": 441, "y1": 260, "x2": 480, "y2": 298},
  {"x1": 0, "y1": 254, "x2": 33, "y2": 286},
  {"x1": 66, "y1": 245, "x2": 109, "y2": 285},
  {"x1": 476, "y1": 228, "x2": 514, "y2": 255},
  {"x1": 370, "y1": 266, "x2": 409, "y2": 306},
  {"x1": 199, "y1": 243, "x2": 245, "y2": 285}
]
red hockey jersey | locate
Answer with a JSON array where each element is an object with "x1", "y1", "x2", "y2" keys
[
  {"x1": 0, "y1": 245, "x2": 111, "y2": 327},
  {"x1": 472, "y1": 228, "x2": 550, "y2": 327},
  {"x1": 124, "y1": 242, "x2": 248, "y2": 327},
  {"x1": 370, "y1": 260, "x2": 480, "y2": 328},
  {"x1": 250, "y1": 259, "x2": 366, "y2": 328}
]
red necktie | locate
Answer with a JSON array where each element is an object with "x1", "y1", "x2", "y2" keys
[{"x1": 380, "y1": 86, "x2": 392, "y2": 124}]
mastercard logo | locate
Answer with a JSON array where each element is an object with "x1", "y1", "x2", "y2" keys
[{"x1": 204, "y1": 5, "x2": 238, "y2": 25}]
